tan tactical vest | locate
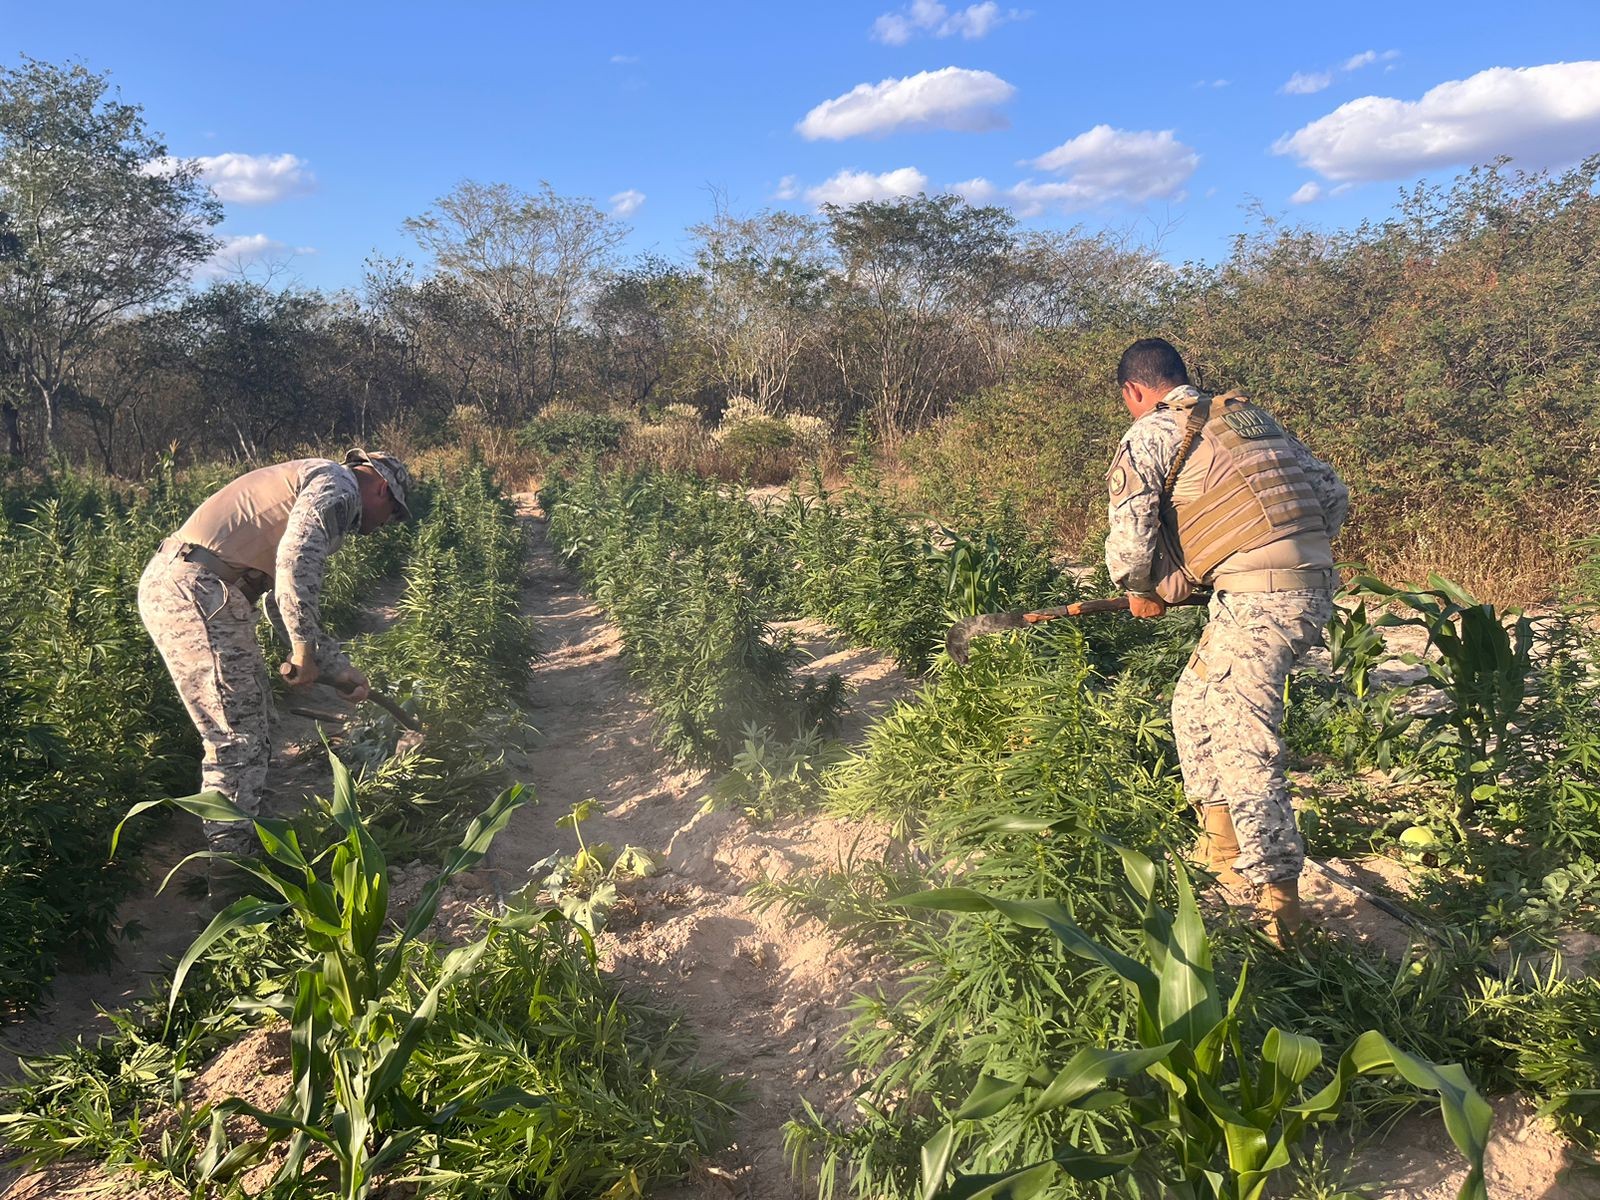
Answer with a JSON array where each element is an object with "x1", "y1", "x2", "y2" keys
[
  {"x1": 1164, "y1": 392, "x2": 1327, "y2": 583},
  {"x1": 175, "y1": 459, "x2": 344, "y2": 579}
]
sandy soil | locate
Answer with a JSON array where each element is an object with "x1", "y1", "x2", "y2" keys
[
  {"x1": 486, "y1": 498, "x2": 916, "y2": 1197},
  {"x1": 4, "y1": 504, "x2": 1595, "y2": 1199}
]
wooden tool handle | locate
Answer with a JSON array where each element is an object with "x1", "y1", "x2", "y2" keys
[
  {"x1": 364, "y1": 690, "x2": 423, "y2": 732},
  {"x1": 1022, "y1": 593, "x2": 1207, "y2": 626},
  {"x1": 1022, "y1": 598, "x2": 1132, "y2": 624}
]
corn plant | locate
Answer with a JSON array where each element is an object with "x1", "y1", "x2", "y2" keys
[
  {"x1": 897, "y1": 845, "x2": 1493, "y2": 1200},
  {"x1": 1348, "y1": 573, "x2": 1533, "y2": 822},
  {"x1": 110, "y1": 756, "x2": 535, "y2": 1200}
]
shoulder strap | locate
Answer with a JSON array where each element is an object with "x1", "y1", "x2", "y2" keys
[{"x1": 1161, "y1": 395, "x2": 1211, "y2": 499}]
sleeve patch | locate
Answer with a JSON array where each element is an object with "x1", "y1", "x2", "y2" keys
[{"x1": 1108, "y1": 464, "x2": 1129, "y2": 495}]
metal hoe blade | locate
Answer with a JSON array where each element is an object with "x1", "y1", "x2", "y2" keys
[{"x1": 946, "y1": 612, "x2": 1030, "y2": 665}]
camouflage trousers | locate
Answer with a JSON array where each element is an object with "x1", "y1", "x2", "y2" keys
[
  {"x1": 138, "y1": 541, "x2": 271, "y2": 842},
  {"x1": 1171, "y1": 588, "x2": 1334, "y2": 885}
]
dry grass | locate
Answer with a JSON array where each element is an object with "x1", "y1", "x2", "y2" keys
[{"x1": 1338, "y1": 498, "x2": 1583, "y2": 608}]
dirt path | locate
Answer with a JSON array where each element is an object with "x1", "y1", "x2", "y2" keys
[{"x1": 490, "y1": 497, "x2": 914, "y2": 1198}]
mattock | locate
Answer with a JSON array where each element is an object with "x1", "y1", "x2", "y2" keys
[{"x1": 945, "y1": 594, "x2": 1208, "y2": 665}]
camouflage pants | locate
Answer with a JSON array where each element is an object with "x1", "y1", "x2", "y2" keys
[
  {"x1": 138, "y1": 542, "x2": 271, "y2": 841},
  {"x1": 1171, "y1": 588, "x2": 1334, "y2": 885}
]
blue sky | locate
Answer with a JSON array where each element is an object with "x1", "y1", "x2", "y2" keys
[{"x1": 8, "y1": 1, "x2": 1600, "y2": 291}]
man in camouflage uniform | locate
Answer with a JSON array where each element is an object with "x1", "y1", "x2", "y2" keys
[
  {"x1": 1105, "y1": 339, "x2": 1348, "y2": 941},
  {"x1": 137, "y1": 450, "x2": 413, "y2": 865}
]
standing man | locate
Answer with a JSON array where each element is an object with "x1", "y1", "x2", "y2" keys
[
  {"x1": 138, "y1": 449, "x2": 413, "y2": 867},
  {"x1": 1104, "y1": 339, "x2": 1348, "y2": 943}
]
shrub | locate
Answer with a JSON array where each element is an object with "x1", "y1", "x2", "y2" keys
[
  {"x1": 711, "y1": 415, "x2": 800, "y2": 484},
  {"x1": 519, "y1": 409, "x2": 629, "y2": 457}
]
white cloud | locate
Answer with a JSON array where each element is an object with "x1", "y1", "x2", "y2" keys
[
  {"x1": 874, "y1": 12, "x2": 915, "y2": 44},
  {"x1": 1343, "y1": 48, "x2": 1400, "y2": 72},
  {"x1": 973, "y1": 178, "x2": 1161, "y2": 218},
  {"x1": 942, "y1": 1, "x2": 1015, "y2": 38},
  {"x1": 1282, "y1": 71, "x2": 1333, "y2": 95},
  {"x1": 1275, "y1": 60, "x2": 1600, "y2": 182},
  {"x1": 1025, "y1": 125, "x2": 1199, "y2": 205},
  {"x1": 871, "y1": 1, "x2": 1027, "y2": 44},
  {"x1": 804, "y1": 166, "x2": 929, "y2": 207},
  {"x1": 1193, "y1": 78, "x2": 1230, "y2": 89},
  {"x1": 1289, "y1": 181, "x2": 1323, "y2": 204},
  {"x1": 948, "y1": 176, "x2": 1001, "y2": 204},
  {"x1": 1285, "y1": 49, "x2": 1400, "y2": 95},
  {"x1": 773, "y1": 174, "x2": 801, "y2": 200},
  {"x1": 797, "y1": 66, "x2": 1015, "y2": 140},
  {"x1": 609, "y1": 188, "x2": 645, "y2": 217},
  {"x1": 178, "y1": 153, "x2": 315, "y2": 204},
  {"x1": 942, "y1": 132, "x2": 1197, "y2": 217},
  {"x1": 195, "y1": 233, "x2": 296, "y2": 280},
  {"x1": 610, "y1": 53, "x2": 640, "y2": 64}
]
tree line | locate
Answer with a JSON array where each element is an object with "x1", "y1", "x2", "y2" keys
[
  {"x1": 4, "y1": 51, "x2": 1598, "y2": 578},
  {"x1": 0, "y1": 57, "x2": 1162, "y2": 473}
]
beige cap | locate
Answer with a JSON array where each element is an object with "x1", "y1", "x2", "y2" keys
[{"x1": 344, "y1": 449, "x2": 414, "y2": 520}]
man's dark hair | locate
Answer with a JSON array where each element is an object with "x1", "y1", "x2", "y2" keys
[{"x1": 1116, "y1": 338, "x2": 1189, "y2": 389}]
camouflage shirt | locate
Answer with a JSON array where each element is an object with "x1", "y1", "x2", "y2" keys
[
  {"x1": 1105, "y1": 386, "x2": 1350, "y2": 595},
  {"x1": 263, "y1": 461, "x2": 363, "y2": 675}
]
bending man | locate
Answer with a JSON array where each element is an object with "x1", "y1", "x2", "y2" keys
[
  {"x1": 1104, "y1": 339, "x2": 1348, "y2": 941},
  {"x1": 138, "y1": 449, "x2": 413, "y2": 870}
]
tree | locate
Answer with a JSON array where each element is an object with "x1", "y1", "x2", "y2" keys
[
  {"x1": 167, "y1": 282, "x2": 327, "y2": 460},
  {"x1": 825, "y1": 194, "x2": 1017, "y2": 440},
  {"x1": 0, "y1": 58, "x2": 221, "y2": 455},
  {"x1": 70, "y1": 312, "x2": 167, "y2": 472},
  {"x1": 402, "y1": 180, "x2": 623, "y2": 414},
  {"x1": 588, "y1": 255, "x2": 700, "y2": 408},
  {"x1": 0, "y1": 208, "x2": 21, "y2": 457},
  {"x1": 688, "y1": 206, "x2": 831, "y2": 413}
]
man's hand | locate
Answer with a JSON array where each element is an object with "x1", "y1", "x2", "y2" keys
[
  {"x1": 279, "y1": 649, "x2": 319, "y2": 687},
  {"x1": 1127, "y1": 593, "x2": 1168, "y2": 619},
  {"x1": 328, "y1": 665, "x2": 371, "y2": 703}
]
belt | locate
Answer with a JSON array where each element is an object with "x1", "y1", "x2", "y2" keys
[
  {"x1": 1210, "y1": 567, "x2": 1336, "y2": 593},
  {"x1": 162, "y1": 538, "x2": 272, "y2": 603}
]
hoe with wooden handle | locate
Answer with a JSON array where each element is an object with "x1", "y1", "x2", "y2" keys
[
  {"x1": 946, "y1": 595, "x2": 1207, "y2": 665},
  {"x1": 282, "y1": 662, "x2": 426, "y2": 741}
]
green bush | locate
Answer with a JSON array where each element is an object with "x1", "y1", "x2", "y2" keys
[
  {"x1": 519, "y1": 410, "x2": 628, "y2": 456},
  {"x1": 0, "y1": 483, "x2": 201, "y2": 1012},
  {"x1": 779, "y1": 463, "x2": 1069, "y2": 673},
  {"x1": 341, "y1": 463, "x2": 537, "y2": 856}
]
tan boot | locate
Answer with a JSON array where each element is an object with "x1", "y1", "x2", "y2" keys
[
  {"x1": 1257, "y1": 880, "x2": 1304, "y2": 947},
  {"x1": 1193, "y1": 806, "x2": 1252, "y2": 899}
]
